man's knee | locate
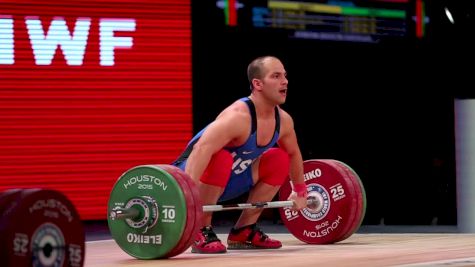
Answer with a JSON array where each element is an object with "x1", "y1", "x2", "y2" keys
[
  {"x1": 258, "y1": 148, "x2": 290, "y2": 186},
  {"x1": 200, "y1": 149, "x2": 233, "y2": 187}
]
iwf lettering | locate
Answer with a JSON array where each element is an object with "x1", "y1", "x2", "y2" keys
[
  {"x1": 123, "y1": 175, "x2": 168, "y2": 191},
  {"x1": 0, "y1": 16, "x2": 135, "y2": 66}
]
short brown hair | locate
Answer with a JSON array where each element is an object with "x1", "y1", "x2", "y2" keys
[{"x1": 247, "y1": 56, "x2": 278, "y2": 89}]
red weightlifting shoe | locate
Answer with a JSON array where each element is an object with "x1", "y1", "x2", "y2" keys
[
  {"x1": 227, "y1": 224, "x2": 282, "y2": 249},
  {"x1": 191, "y1": 226, "x2": 227, "y2": 254}
]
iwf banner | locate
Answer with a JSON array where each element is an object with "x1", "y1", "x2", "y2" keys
[{"x1": 0, "y1": 0, "x2": 192, "y2": 220}]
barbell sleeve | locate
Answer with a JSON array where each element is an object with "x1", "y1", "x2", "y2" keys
[
  {"x1": 110, "y1": 206, "x2": 140, "y2": 220},
  {"x1": 109, "y1": 198, "x2": 317, "y2": 221}
]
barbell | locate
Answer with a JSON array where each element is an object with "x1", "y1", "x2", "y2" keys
[{"x1": 107, "y1": 159, "x2": 367, "y2": 259}]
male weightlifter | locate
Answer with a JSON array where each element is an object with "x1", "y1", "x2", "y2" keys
[{"x1": 173, "y1": 55, "x2": 308, "y2": 253}]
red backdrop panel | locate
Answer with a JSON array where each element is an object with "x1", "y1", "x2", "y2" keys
[{"x1": 0, "y1": 0, "x2": 192, "y2": 220}]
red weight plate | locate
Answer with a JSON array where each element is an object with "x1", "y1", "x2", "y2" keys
[
  {"x1": 332, "y1": 160, "x2": 366, "y2": 241},
  {"x1": 170, "y1": 167, "x2": 202, "y2": 255},
  {"x1": 0, "y1": 188, "x2": 44, "y2": 266},
  {"x1": 163, "y1": 165, "x2": 202, "y2": 257},
  {"x1": 158, "y1": 164, "x2": 196, "y2": 258},
  {"x1": 315, "y1": 159, "x2": 360, "y2": 242},
  {"x1": 0, "y1": 189, "x2": 85, "y2": 267},
  {"x1": 350, "y1": 167, "x2": 367, "y2": 234},
  {"x1": 0, "y1": 189, "x2": 24, "y2": 216},
  {"x1": 320, "y1": 160, "x2": 362, "y2": 242},
  {"x1": 345, "y1": 163, "x2": 367, "y2": 233},
  {"x1": 278, "y1": 159, "x2": 357, "y2": 244},
  {"x1": 0, "y1": 189, "x2": 25, "y2": 258},
  {"x1": 181, "y1": 173, "x2": 202, "y2": 253}
]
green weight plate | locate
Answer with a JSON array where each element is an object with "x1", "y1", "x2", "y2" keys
[
  {"x1": 158, "y1": 165, "x2": 196, "y2": 258},
  {"x1": 108, "y1": 165, "x2": 188, "y2": 259}
]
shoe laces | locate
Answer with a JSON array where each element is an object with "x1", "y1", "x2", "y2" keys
[
  {"x1": 201, "y1": 226, "x2": 221, "y2": 244},
  {"x1": 251, "y1": 225, "x2": 269, "y2": 242},
  {"x1": 232, "y1": 224, "x2": 269, "y2": 242}
]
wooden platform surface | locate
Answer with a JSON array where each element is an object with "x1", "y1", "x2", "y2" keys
[{"x1": 85, "y1": 233, "x2": 475, "y2": 267}]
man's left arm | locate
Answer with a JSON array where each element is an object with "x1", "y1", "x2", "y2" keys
[{"x1": 277, "y1": 111, "x2": 307, "y2": 209}]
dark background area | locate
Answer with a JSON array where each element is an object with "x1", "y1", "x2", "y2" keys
[{"x1": 191, "y1": 0, "x2": 475, "y2": 226}]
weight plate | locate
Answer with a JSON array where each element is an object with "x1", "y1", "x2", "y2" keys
[
  {"x1": 0, "y1": 188, "x2": 26, "y2": 262},
  {"x1": 0, "y1": 189, "x2": 24, "y2": 217},
  {"x1": 108, "y1": 165, "x2": 188, "y2": 259},
  {"x1": 332, "y1": 160, "x2": 366, "y2": 240},
  {"x1": 158, "y1": 164, "x2": 196, "y2": 258},
  {"x1": 278, "y1": 159, "x2": 357, "y2": 244},
  {"x1": 0, "y1": 189, "x2": 85, "y2": 267},
  {"x1": 320, "y1": 160, "x2": 361, "y2": 242},
  {"x1": 179, "y1": 171, "x2": 202, "y2": 253},
  {"x1": 162, "y1": 165, "x2": 202, "y2": 257}
]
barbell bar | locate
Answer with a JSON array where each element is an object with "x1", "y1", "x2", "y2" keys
[
  {"x1": 107, "y1": 159, "x2": 367, "y2": 260},
  {"x1": 110, "y1": 198, "x2": 320, "y2": 221}
]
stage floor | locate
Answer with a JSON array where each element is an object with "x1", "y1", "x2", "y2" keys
[{"x1": 85, "y1": 231, "x2": 475, "y2": 267}]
